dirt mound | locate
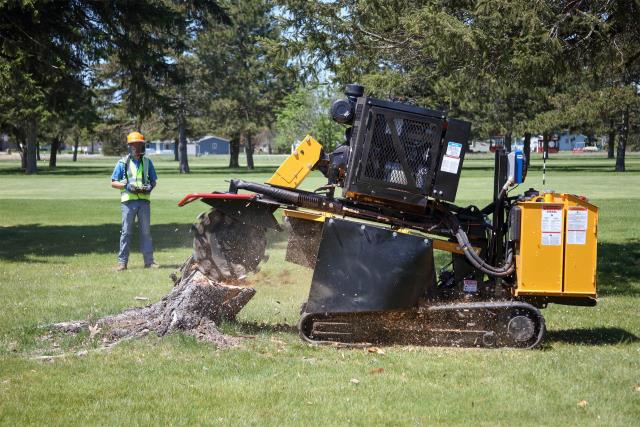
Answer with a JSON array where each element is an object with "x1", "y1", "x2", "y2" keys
[{"x1": 53, "y1": 257, "x2": 256, "y2": 348}]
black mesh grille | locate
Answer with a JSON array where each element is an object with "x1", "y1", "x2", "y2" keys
[{"x1": 362, "y1": 112, "x2": 440, "y2": 191}]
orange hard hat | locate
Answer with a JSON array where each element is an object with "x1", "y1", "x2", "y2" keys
[{"x1": 127, "y1": 131, "x2": 145, "y2": 144}]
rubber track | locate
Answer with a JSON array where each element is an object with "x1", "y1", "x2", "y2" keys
[{"x1": 299, "y1": 301, "x2": 546, "y2": 349}]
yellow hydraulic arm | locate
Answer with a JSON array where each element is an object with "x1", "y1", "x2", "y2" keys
[{"x1": 266, "y1": 135, "x2": 323, "y2": 189}]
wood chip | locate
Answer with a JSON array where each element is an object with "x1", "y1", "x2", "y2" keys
[{"x1": 367, "y1": 346, "x2": 386, "y2": 355}]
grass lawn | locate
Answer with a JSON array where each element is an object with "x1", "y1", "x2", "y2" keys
[{"x1": 0, "y1": 152, "x2": 639, "y2": 426}]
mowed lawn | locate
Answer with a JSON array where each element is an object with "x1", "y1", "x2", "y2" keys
[{"x1": 0, "y1": 152, "x2": 639, "y2": 426}]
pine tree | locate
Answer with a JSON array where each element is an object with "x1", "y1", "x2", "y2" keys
[{"x1": 196, "y1": 0, "x2": 297, "y2": 169}]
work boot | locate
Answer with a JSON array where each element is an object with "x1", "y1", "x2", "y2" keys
[
  {"x1": 144, "y1": 262, "x2": 160, "y2": 269},
  {"x1": 115, "y1": 263, "x2": 127, "y2": 272}
]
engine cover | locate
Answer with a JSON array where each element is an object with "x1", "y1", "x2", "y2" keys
[{"x1": 343, "y1": 96, "x2": 471, "y2": 205}]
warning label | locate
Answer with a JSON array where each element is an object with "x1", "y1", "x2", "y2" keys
[
  {"x1": 445, "y1": 141, "x2": 463, "y2": 158},
  {"x1": 440, "y1": 156, "x2": 460, "y2": 174},
  {"x1": 567, "y1": 207, "x2": 588, "y2": 245},
  {"x1": 463, "y1": 279, "x2": 478, "y2": 293},
  {"x1": 542, "y1": 232, "x2": 562, "y2": 246},
  {"x1": 541, "y1": 206, "x2": 562, "y2": 246},
  {"x1": 440, "y1": 141, "x2": 462, "y2": 174}
]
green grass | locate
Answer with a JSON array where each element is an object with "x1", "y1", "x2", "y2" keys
[{"x1": 0, "y1": 152, "x2": 639, "y2": 426}]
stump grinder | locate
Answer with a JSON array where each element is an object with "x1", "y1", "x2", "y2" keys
[{"x1": 179, "y1": 85, "x2": 598, "y2": 349}]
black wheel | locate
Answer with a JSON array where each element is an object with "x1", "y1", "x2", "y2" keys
[
  {"x1": 192, "y1": 210, "x2": 267, "y2": 282},
  {"x1": 507, "y1": 315, "x2": 536, "y2": 343},
  {"x1": 497, "y1": 307, "x2": 546, "y2": 348}
]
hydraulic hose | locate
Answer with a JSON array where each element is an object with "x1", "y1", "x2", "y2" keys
[
  {"x1": 455, "y1": 228, "x2": 515, "y2": 277},
  {"x1": 445, "y1": 208, "x2": 515, "y2": 278},
  {"x1": 229, "y1": 179, "x2": 343, "y2": 213}
]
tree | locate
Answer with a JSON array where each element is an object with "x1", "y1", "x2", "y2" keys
[
  {"x1": 157, "y1": 3, "x2": 231, "y2": 173},
  {"x1": 576, "y1": 0, "x2": 640, "y2": 172},
  {"x1": 527, "y1": 1, "x2": 640, "y2": 171},
  {"x1": 0, "y1": 1, "x2": 227, "y2": 173},
  {"x1": 281, "y1": 1, "x2": 562, "y2": 146},
  {"x1": 196, "y1": 0, "x2": 297, "y2": 169},
  {"x1": 274, "y1": 84, "x2": 344, "y2": 152}
]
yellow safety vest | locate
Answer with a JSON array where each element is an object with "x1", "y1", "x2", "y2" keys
[{"x1": 120, "y1": 155, "x2": 151, "y2": 202}]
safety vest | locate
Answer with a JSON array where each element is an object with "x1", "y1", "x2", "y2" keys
[{"x1": 120, "y1": 155, "x2": 151, "y2": 202}]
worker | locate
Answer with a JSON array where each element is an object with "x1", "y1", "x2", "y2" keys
[{"x1": 111, "y1": 131, "x2": 159, "y2": 271}]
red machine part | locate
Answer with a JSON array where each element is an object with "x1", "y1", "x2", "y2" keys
[{"x1": 177, "y1": 192, "x2": 255, "y2": 207}]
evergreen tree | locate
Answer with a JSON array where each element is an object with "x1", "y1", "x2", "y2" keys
[
  {"x1": 196, "y1": 0, "x2": 297, "y2": 169},
  {"x1": 0, "y1": 0, "x2": 226, "y2": 173}
]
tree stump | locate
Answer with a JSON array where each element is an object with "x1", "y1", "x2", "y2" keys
[{"x1": 53, "y1": 257, "x2": 256, "y2": 348}]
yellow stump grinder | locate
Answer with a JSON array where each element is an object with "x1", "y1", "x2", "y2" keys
[{"x1": 179, "y1": 85, "x2": 598, "y2": 349}]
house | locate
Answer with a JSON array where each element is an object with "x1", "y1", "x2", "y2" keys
[
  {"x1": 146, "y1": 135, "x2": 231, "y2": 156},
  {"x1": 196, "y1": 135, "x2": 230, "y2": 155},
  {"x1": 514, "y1": 132, "x2": 591, "y2": 153},
  {"x1": 557, "y1": 132, "x2": 589, "y2": 151},
  {"x1": 146, "y1": 140, "x2": 196, "y2": 156}
]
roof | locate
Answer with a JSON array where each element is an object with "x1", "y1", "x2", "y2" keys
[{"x1": 197, "y1": 135, "x2": 230, "y2": 143}]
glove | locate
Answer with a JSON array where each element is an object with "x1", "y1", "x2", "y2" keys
[
  {"x1": 140, "y1": 184, "x2": 153, "y2": 193},
  {"x1": 126, "y1": 183, "x2": 141, "y2": 194}
]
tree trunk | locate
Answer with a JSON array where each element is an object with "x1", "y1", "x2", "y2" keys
[
  {"x1": 245, "y1": 132, "x2": 255, "y2": 170},
  {"x1": 615, "y1": 107, "x2": 628, "y2": 172},
  {"x1": 174, "y1": 137, "x2": 179, "y2": 161},
  {"x1": 36, "y1": 141, "x2": 41, "y2": 161},
  {"x1": 52, "y1": 257, "x2": 255, "y2": 349},
  {"x1": 229, "y1": 133, "x2": 240, "y2": 168},
  {"x1": 608, "y1": 120, "x2": 616, "y2": 159},
  {"x1": 504, "y1": 131, "x2": 512, "y2": 153},
  {"x1": 25, "y1": 118, "x2": 38, "y2": 174},
  {"x1": 523, "y1": 132, "x2": 531, "y2": 167},
  {"x1": 72, "y1": 135, "x2": 79, "y2": 162},
  {"x1": 16, "y1": 136, "x2": 27, "y2": 171},
  {"x1": 178, "y1": 114, "x2": 190, "y2": 173},
  {"x1": 49, "y1": 137, "x2": 60, "y2": 168}
]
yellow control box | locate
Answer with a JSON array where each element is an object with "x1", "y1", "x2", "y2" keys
[
  {"x1": 266, "y1": 135, "x2": 323, "y2": 189},
  {"x1": 515, "y1": 193, "x2": 598, "y2": 299}
]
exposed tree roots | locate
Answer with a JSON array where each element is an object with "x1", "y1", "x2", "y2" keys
[{"x1": 52, "y1": 257, "x2": 256, "y2": 348}]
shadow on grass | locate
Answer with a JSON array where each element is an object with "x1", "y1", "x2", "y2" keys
[
  {"x1": 547, "y1": 327, "x2": 639, "y2": 345},
  {"x1": 227, "y1": 323, "x2": 640, "y2": 347},
  {"x1": 597, "y1": 240, "x2": 640, "y2": 296},
  {"x1": 0, "y1": 223, "x2": 194, "y2": 261},
  {"x1": 0, "y1": 165, "x2": 114, "y2": 176},
  {"x1": 0, "y1": 165, "x2": 278, "y2": 176},
  {"x1": 0, "y1": 221, "x2": 289, "y2": 262},
  {"x1": 462, "y1": 163, "x2": 639, "y2": 174}
]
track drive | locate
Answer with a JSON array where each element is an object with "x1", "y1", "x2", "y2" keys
[{"x1": 299, "y1": 301, "x2": 546, "y2": 349}]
